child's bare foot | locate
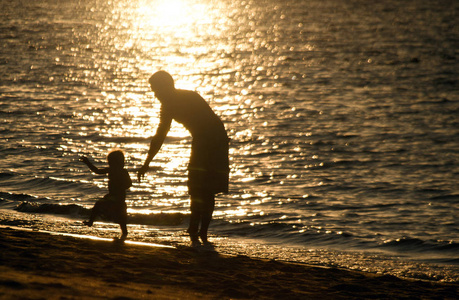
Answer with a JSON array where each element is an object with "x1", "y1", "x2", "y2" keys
[{"x1": 119, "y1": 233, "x2": 128, "y2": 241}]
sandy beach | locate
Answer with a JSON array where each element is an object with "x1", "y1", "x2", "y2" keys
[{"x1": 0, "y1": 227, "x2": 457, "y2": 299}]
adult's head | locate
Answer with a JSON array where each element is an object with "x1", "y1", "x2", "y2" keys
[{"x1": 149, "y1": 71, "x2": 175, "y2": 100}]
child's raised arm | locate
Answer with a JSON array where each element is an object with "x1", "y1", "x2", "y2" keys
[{"x1": 80, "y1": 156, "x2": 109, "y2": 175}]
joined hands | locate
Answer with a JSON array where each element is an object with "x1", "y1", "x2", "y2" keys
[{"x1": 137, "y1": 165, "x2": 149, "y2": 182}]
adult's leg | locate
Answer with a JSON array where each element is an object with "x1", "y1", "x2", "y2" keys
[
  {"x1": 188, "y1": 195, "x2": 203, "y2": 244},
  {"x1": 199, "y1": 193, "x2": 215, "y2": 244},
  {"x1": 119, "y1": 223, "x2": 128, "y2": 240}
]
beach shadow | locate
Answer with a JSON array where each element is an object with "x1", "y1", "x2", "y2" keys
[
  {"x1": 109, "y1": 237, "x2": 128, "y2": 251},
  {"x1": 112, "y1": 237, "x2": 125, "y2": 244},
  {"x1": 0, "y1": 280, "x2": 25, "y2": 290},
  {"x1": 177, "y1": 242, "x2": 218, "y2": 255},
  {"x1": 187, "y1": 239, "x2": 217, "y2": 252},
  {"x1": 199, "y1": 242, "x2": 216, "y2": 252}
]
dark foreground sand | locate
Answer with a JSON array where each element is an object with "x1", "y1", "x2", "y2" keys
[{"x1": 0, "y1": 227, "x2": 457, "y2": 299}]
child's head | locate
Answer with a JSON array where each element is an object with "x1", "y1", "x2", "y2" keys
[{"x1": 107, "y1": 150, "x2": 125, "y2": 168}]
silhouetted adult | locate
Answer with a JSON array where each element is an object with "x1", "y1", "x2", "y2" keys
[{"x1": 138, "y1": 71, "x2": 229, "y2": 246}]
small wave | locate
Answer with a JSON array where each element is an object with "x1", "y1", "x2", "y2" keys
[
  {"x1": 13, "y1": 201, "x2": 186, "y2": 226},
  {"x1": 21, "y1": 176, "x2": 82, "y2": 191},
  {"x1": 0, "y1": 172, "x2": 15, "y2": 179},
  {"x1": 216, "y1": 220, "x2": 354, "y2": 247},
  {"x1": 15, "y1": 201, "x2": 90, "y2": 216},
  {"x1": 0, "y1": 191, "x2": 47, "y2": 202},
  {"x1": 128, "y1": 212, "x2": 185, "y2": 226},
  {"x1": 0, "y1": 173, "x2": 95, "y2": 196},
  {"x1": 430, "y1": 194, "x2": 459, "y2": 202},
  {"x1": 379, "y1": 237, "x2": 459, "y2": 254}
]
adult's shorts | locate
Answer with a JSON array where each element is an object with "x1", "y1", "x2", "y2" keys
[{"x1": 187, "y1": 134, "x2": 229, "y2": 196}]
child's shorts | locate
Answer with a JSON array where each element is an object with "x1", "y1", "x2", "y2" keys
[{"x1": 97, "y1": 194, "x2": 127, "y2": 224}]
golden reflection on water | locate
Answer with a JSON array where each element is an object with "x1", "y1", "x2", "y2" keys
[
  {"x1": 71, "y1": 0, "x2": 271, "y2": 218},
  {"x1": 99, "y1": 0, "x2": 230, "y2": 140},
  {"x1": 134, "y1": 0, "x2": 211, "y2": 29}
]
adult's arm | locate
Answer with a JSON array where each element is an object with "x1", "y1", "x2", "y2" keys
[{"x1": 137, "y1": 114, "x2": 172, "y2": 181}]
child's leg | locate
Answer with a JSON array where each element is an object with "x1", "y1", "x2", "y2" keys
[
  {"x1": 84, "y1": 197, "x2": 110, "y2": 226},
  {"x1": 84, "y1": 200, "x2": 102, "y2": 226}
]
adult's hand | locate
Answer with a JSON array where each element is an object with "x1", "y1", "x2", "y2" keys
[{"x1": 137, "y1": 165, "x2": 149, "y2": 182}]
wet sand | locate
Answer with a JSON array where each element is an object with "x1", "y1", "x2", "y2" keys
[{"x1": 0, "y1": 227, "x2": 457, "y2": 299}]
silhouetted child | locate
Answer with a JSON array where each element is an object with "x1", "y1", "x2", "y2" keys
[{"x1": 80, "y1": 150, "x2": 132, "y2": 240}]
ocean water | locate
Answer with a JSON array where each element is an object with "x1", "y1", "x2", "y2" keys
[{"x1": 1, "y1": 0, "x2": 458, "y2": 282}]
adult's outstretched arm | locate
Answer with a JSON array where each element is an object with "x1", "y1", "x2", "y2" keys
[{"x1": 137, "y1": 118, "x2": 171, "y2": 181}]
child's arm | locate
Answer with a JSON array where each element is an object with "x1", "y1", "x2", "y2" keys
[
  {"x1": 125, "y1": 170, "x2": 132, "y2": 189},
  {"x1": 80, "y1": 156, "x2": 109, "y2": 175}
]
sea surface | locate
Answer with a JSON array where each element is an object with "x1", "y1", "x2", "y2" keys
[{"x1": 1, "y1": 0, "x2": 458, "y2": 282}]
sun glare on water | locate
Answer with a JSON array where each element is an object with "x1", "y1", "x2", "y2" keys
[
  {"x1": 87, "y1": 0, "x2": 230, "y2": 200},
  {"x1": 135, "y1": 0, "x2": 208, "y2": 29}
]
